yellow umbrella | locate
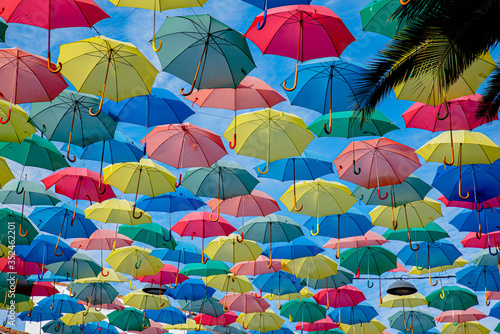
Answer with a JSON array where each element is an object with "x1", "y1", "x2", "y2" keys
[
  {"x1": 110, "y1": 0, "x2": 207, "y2": 52},
  {"x1": 340, "y1": 319, "x2": 386, "y2": 334},
  {"x1": 263, "y1": 287, "x2": 314, "y2": 301},
  {"x1": 103, "y1": 158, "x2": 176, "y2": 219},
  {"x1": 0, "y1": 300, "x2": 33, "y2": 312},
  {"x1": 122, "y1": 289, "x2": 170, "y2": 310},
  {"x1": 393, "y1": 52, "x2": 496, "y2": 106},
  {"x1": 163, "y1": 319, "x2": 203, "y2": 331},
  {"x1": 75, "y1": 269, "x2": 128, "y2": 283},
  {"x1": 0, "y1": 101, "x2": 36, "y2": 143},
  {"x1": 0, "y1": 157, "x2": 14, "y2": 188},
  {"x1": 84, "y1": 199, "x2": 152, "y2": 226},
  {"x1": 281, "y1": 254, "x2": 338, "y2": 280},
  {"x1": 61, "y1": 310, "x2": 106, "y2": 326},
  {"x1": 203, "y1": 274, "x2": 254, "y2": 293},
  {"x1": 106, "y1": 245, "x2": 162, "y2": 278},
  {"x1": 223, "y1": 108, "x2": 314, "y2": 179},
  {"x1": 58, "y1": 36, "x2": 159, "y2": 116},
  {"x1": 408, "y1": 257, "x2": 468, "y2": 274},
  {"x1": 380, "y1": 293, "x2": 427, "y2": 308},
  {"x1": 441, "y1": 322, "x2": 490, "y2": 334},
  {"x1": 236, "y1": 309, "x2": 284, "y2": 332},
  {"x1": 0, "y1": 245, "x2": 9, "y2": 258}
]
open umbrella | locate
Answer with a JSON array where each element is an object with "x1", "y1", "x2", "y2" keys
[
  {"x1": 427, "y1": 286, "x2": 478, "y2": 312},
  {"x1": 108, "y1": 307, "x2": 151, "y2": 332},
  {"x1": 236, "y1": 309, "x2": 284, "y2": 332},
  {"x1": 0, "y1": 101, "x2": 36, "y2": 143},
  {"x1": 388, "y1": 309, "x2": 436, "y2": 334},
  {"x1": 456, "y1": 265, "x2": 500, "y2": 306},
  {"x1": 359, "y1": 0, "x2": 406, "y2": 38}
]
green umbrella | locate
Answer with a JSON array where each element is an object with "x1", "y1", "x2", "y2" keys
[
  {"x1": 301, "y1": 268, "x2": 354, "y2": 289},
  {"x1": 182, "y1": 161, "x2": 259, "y2": 222},
  {"x1": 471, "y1": 249, "x2": 497, "y2": 266},
  {"x1": 383, "y1": 222, "x2": 449, "y2": 243},
  {"x1": 495, "y1": 322, "x2": 500, "y2": 333},
  {"x1": 118, "y1": 223, "x2": 177, "y2": 249},
  {"x1": 29, "y1": 90, "x2": 117, "y2": 162},
  {"x1": 280, "y1": 299, "x2": 327, "y2": 323},
  {"x1": 0, "y1": 287, "x2": 31, "y2": 303},
  {"x1": 179, "y1": 260, "x2": 230, "y2": 277},
  {"x1": 0, "y1": 134, "x2": 69, "y2": 172},
  {"x1": 155, "y1": 14, "x2": 256, "y2": 95},
  {"x1": 426, "y1": 286, "x2": 478, "y2": 311},
  {"x1": 0, "y1": 208, "x2": 38, "y2": 246},
  {"x1": 388, "y1": 309, "x2": 436, "y2": 333},
  {"x1": 0, "y1": 22, "x2": 7, "y2": 44},
  {"x1": 0, "y1": 179, "x2": 60, "y2": 240},
  {"x1": 359, "y1": 0, "x2": 407, "y2": 38},
  {"x1": 179, "y1": 297, "x2": 224, "y2": 317},
  {"x1": 307, "y1": 109, "x2": 399, "y2": 138},
  {"x1": 239, "y1": 214, "x2": 303, "y2": 266},
  {"x1": 42, "y1": 319, "x2": 81, "y2": 334},
  {"x1": 108, "y1": 307, "x2": 150, "y2": 332},
  {"x1": 340, "y1": 246, "x2": 397, "y2": 276},
  {"x1": 46, "y1": 253, "x2": 101, "y2": 280},
  {"x1": 71, "y1": 282, "x2": 119, "y2": 306},
  {"x1": 352, "y1": 175, "x2": 432, "y2": 207}
]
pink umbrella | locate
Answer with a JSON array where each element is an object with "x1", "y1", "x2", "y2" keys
[
  {"x1": 438, "y1": 194, "x2": 500, "y2": 209},
  {"x1": 230, "y1": 255, "x2": 281, "y2": 276},
  {"x1": 136, "y1": 264, "x2": 189, "y2": 307},
  {"x1": 461, "y1": 231, "x2": 500, "y2": 249},
  {"x1": 434, "y1": 308, "x2": 487, "y2": 323},
  {"x1": 0, "y1": 255, "x2": 45, "y2": 275},
  {"x1": 487, "y1": 291, "x2": 500, "y2": 300},
  {"x1": 185, "y1": 76, "x2": 286, "y2": 148},
  {"x1": 141, "y1": 123, "x2": 227, "y2": 187},
  {"x1": 30, "y1": 281, "x2": 58, "y2": 297},
  {"x1": 0, "y1": 48, "x2": 68, "y2": 123},
  {"x1": 41, "y1": 167, "x2": 115, "y2": 225},
  {"x1": 194, "y1": 311, "x2": 238, "y2": 326},
  {"x1": 134, "y1": 320, "x2": 166, "y2": 334},
  {"x1": 70, "y1": 230, "x2": 133, "y2": 250},
  {"x1": 324, "y1": 231, "x2": 387, "y2": 256},
  {"x1": 206, "y1": 190, "x2": 280, "y2": 241},
  {"x1": 220, "y1": 292, "x2": 270, "y2": 313},
  {"x1": 78, "y1": 298, "x2": 125, "y2": 310},
  {"x1": 296, "y1": 316, "x2": 338, "y2": 332},
  {"x1": 313, "y1": 285, "x2": 366, "y2": 309},
  {"x1": 388, "y1": 262, "x2": 409, "y2": 273},
  {"x1": 245, "y1": 5, "x2": 355, "y2": 91}
]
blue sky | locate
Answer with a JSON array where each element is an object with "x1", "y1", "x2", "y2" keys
[{"x1": 3, "y1": 0, "x2": 500, "y2": 332}]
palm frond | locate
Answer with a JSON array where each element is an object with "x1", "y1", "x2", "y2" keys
[{"x1": 476, "y1": 65, "x2": 500, "y2": 122}]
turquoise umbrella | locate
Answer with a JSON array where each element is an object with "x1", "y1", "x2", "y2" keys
[
  {"x1": 359, "y1": 0, "x2": 407, "y2": 38},
  {"x1": 118, "y1": 223, "x2": 177, "y2": 249},
  {"x1": 45, "y1": 253, "x2": 101, "y2": 280},
  {"x1": 280, "y1": 299, "x2": 327, "y2": 323},
  {"x1": 108, "y1": 307, "x2": 151, "y2": 332},
  {"x1": 388, "y1": 309, "x2": 436, "y2": 334},
  {"x1": 0, "y1": 208, "x2": 38, "y2": 246},
  {"x1": 302, "y1": 268, "x2": 354, "y2": 289},
  {"x1": 383, "y1": 222, "x2": 449, "y2": 242}
]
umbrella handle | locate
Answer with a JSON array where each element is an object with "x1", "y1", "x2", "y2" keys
[
  {"x1": 436, "y1": 103, "x2": 449, "y2": 120},
  {"x1": 0, "y1": 107, "x2": 11, "y2": 124},
  {"x1": 429, "y1": 272, "x2": 438, "y2": 286},
  {"x1": 403, "y1": 314, "x2": 412, "y2": 331},
  {"x1": 101, "y1": 267, "x2": 109, "y2": 277},
  {"x1": 334, "y1": 249, "x2": 340, "y2": 259},
  {"x1": 54, "y1": 239, "x2": 64, "y2": 257},
  {"x1": 367, "y1": 278, "x2": 374, "y2": 288},
  {"x1": 135, "y1": 259, "x2": 142, "y2": 269},
  {"x1": 129, "y1": 279, "x2": 136, "y2": 290},
  {"x1": 229, "y1": 133, "x2": 237, "y2": 149},
  {"x1": 163, "y1": 230, "x2": 172, "y2": 242},
  {"x1": 94, "y1": 303, "x2": 101, "y2": 312},
  {"x1": 47, "y1": 51, "x2": 62, "y2": 73},
  {"x1": 293, "y1": 196, "x2": 303, "y2": 212},
  {"x1": 486, "y1": 292, "x2": 491, "y2": 306},
  {"x1": 15, "y1": 182, "x2": 24, "y2": 194},
  {"x1": 175, "y1": 173, "x2": 182, "y2": 188},
  {"x1": 152, "y1": 34, "x2": 162, "y2": 52},
  {"x1": 377, "y1": 188, "x2": 388, "y2": 200},
  {"x1": 19, "y1": 193, "x2": 28, "y2": 237},
  {"x1": 96, "y1": 322, "x2": 102, "y2": 331},
  {"x1": 352, "y1": 160, "x2": 361, "y2": 175},
  {"x1": 458, "y1": 180, "x2": 469, "y2": 199},
  {"x1": 98, "y1": 178, "x2": 106, "y2": 195},
  {"x1": 323, "y1": 117, "x2": 333, "y2": 134},
  {"x1": 416, "y1": 261, "x2": 424, "y2": 270},
  {"x1": 440, "y1": 288, "x2": 445, "y2": 299},
  {"x1": 300, "y1": 286, "x2": 309, "y2": 295},
  {"x1": 132, "y1": 204, "x2": 143, "y2": 219},
  {"x1": 452, "y1": 316, "x2": 458, "y2": 326},
  {"x1": 55, "y1": 319, "x2": 61, "y2": 332},
  {"x1": 201, "y1": 250, "x2": 208, "y2": 264},
  {"x1": 89, "y1": 52, "x2": 111, "y2": 116},
  {"x1": 257, "y1": 160, "x2": 270, "y2": 174},
  {"x1": 489, "y1": 244, "x2": 499, "y2": 256},
  {"x1": 283, "y1": 21, "x2": 301, "y2": 91},
  {"x1": 252, "y1": 289, "x2": 262, "y2": 298},
  {"x1": 257, "y1": 0, "x2": 268, "y2": 30},
  {"x1": 355, "y1": 268, "x2": 360, "y2": 279},
  {"x1": 169, "y1": 273, "x2": 179, "y2": 289},
  {"x1": 310, "y1": 223, "x2": 319, "y2": 236},
  {"x1": 142, "y1": 312, "x2": 150, "y2": 329},
  {"x1": 400, "y1": 0, "x2": 410, "y2": 5},
  {"x1": 209, "y1": 208, "x2": 219, "y2": 222},
  {"x1": 236, "y1": 232, "x2": 244, "y2": 243},
  {"x1": 181, "y1": 40, "x2": 208, "y2": 96},
  {"x1": 443, "y1": 146, "x2": 454, "y2": 166}
]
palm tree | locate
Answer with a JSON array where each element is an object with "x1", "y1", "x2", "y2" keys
[{"x1": 354, "y1": 0, "x2": 500, "y2": 122}]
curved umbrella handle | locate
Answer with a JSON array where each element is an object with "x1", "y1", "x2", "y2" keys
[
  {"x1": 283, "y1": 25, "x2": 301, "y2": 92},
  {"x1": 452, "y1": 315, "x2": 458, "y2": 326},
  {"x1": 129, "y1": 280, "x2": 136, "y2": 290},
  {"x1": 367, "y1": 278, "x2": 374, "y2": 288},
  {"x1": 55, "y1": 320, "x2": 61, "y2": 332},
  {"x1": 96, "y1": 322, "x2": 103, "y2": 331},
  {"x1": 201, "y1": 250, "x2": 208, "y2": 264},
  {"x1": 169, "y1": 273, "x2": 179, "y2": 289},
  {"x1": 400, "y1": 0, "x2": 410, "y2": 5},
  {"x1": 15, "y1": 182, "x2": 24, "y2": 194},
  {"x1": 334, "y1": 248, "x2": 340, "y2": 259},
  {"x1": 89, "y1": 53, "x2": 111, "y2": 116},
  {"x1": 152, "y1": 34, "x2": 162, "y2": 52},
  {"x1": 310, "y1": 223, "x2": 319, "y2": 236},
  {"x1": 489, "y1": 244, "x2": 498, "y2": 256},
  {"x1": 132, "y1": 205, "x2": 143, "y2": 220},
  {"x1": 101, "y1": 267, "x2": 109, "y2": 277},
  {"x1": 256, "y1": 0, "x2": 268, "y2": 30},
  {"x1": 163, "y1": 231, "x2": 172, "y2": 242},
  {"x1": 300, "y1": 286, "x2": 309, "y2": 296},
  {"x1": 0, "y1": 107, "x2": 11, "y2": 124},
  {"x1": 486, "y1": 293, "x2": 491, "y2": 306},
  {"x1": 159, "y1": 293, "x2": 166, "y2": 307},
  {"x1": 323, "y1": 117, "x2": 332, "y2": 135},
  {"x1": 378, "y1": 188, "x2": 388, "y2": 200},
  {"x1": 19, "y1": 221, "x2": 28, "y2": 238},
  {"x1": 47, "y1": 51, "x2": 62, "y2": 73},
  {"x1": 353, "y1": 160, "x2": 361, "y2": 175},
  {"x1": 54, "y1": 239, "x2": 64, "y2": 257},
  {"x1": 229, "y1": 133, "x2": 237, "y2": 150},
  {"x1": 135, "y1": 259, "x2": 142, "y2": 269},
  {"x1": 355, "y1": 268, "x2": 360, "y2": 279},
  {"x1": 429, "y1": 272, "x2": 438, "y2": 286},
  {"x1": 257, "y1": 160, "x2": 270, "y2": 174},
  {"x1": 403, "y1": 314, "x2": 412, "y2": 331},
  {"x1": 236, "y1": 232, "x2": 244, "y2": 243},
  {"x1": 181, "y1": 41, "x2": 208, "y2": 96},
  {"x1": 440, "y1": 288, "x2": 445, "y2": 299},
  {"x1": 458, "y1": 180, "x2": 469, "y2": 199},
  {"x1": 209, "y1": 208, "x2": 219, "y2": 222},
  {"x1": 408, "y1": 230, "x2": 420, "y2": 251},
  {"x1": 142, "y1": 312, "x2": 150, "y2": 329},
  {"x1": 293, "y1": 196, "x2": 303, "y2": 212},
  {"x1": 443, "y1": 146, "x2": 455, "y2": 166},
  {"x1": 175, "y1": 173, "x2": 182, "y2": 188},
  {"x1": 98, "y1": 178, "x2": 106, "y2": 195},
  {"x1": 94, "y1": 303, "x2": 102, "y2": 312},
  {"x1": 436, "y1": 104, "x2": 449, "y2": 120},
  {"x1": 416, "y1": 261, "x2": 424, "y2": 271},
  {"x1": 253, "y1": 289, "x2": 262, "y2": 298}
]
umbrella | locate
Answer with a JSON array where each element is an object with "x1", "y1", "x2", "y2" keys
[
  {"x1": 45, "y1": 253, "x2": 100, "y2": 284},
  {"x1": 359, "y1": 0, "x2": 406, "y2": 38},
  {"x1": 61, "y1": 310, "x2": 106, "y2": 326},
  {"x1": 303, "y1": 212, "x2": 372, "y2": 242},
  {"x1": 328, "y1": 302, "x2": 378, "y2": 325},
  {"x1": 383, "y1": 222, "x2": 449, "y2": 243},
  {"x1": 83, "y1": 322, "x2": 119, "y2": 334},
  {"x1": 102, "y1": 158, "x2": 176, "y2": 219},
  {"x1": 436, "y1": 308, "x2": 486, "y2": 323},
  {"x1": 280, "y1": 299, "x2": 326, "y2": 324},
  {"x1": 340, "y1": 319, "x2": 386, "y2": 334},
  {"x1": 71, "y1": 281, "x2": 119, "y2": 307},
  {"x1": 58, "y1": 35, "x2": 159, "y2": 116},
  {"x1": 137, "y1": 187, "x2": 206, "y2": 216},
  {"x1": 122, "y1": 289, "x2": 170, "y2": 310},
  {"x1": 313, "y1": 285, "x2": 366, "y2": 309},
  {"x1": 119, "y1": 223, "x2": 176, "y2": 249},
  {"x1": 388, "y1": 309, "x2": 436, "y2": 334},
  {"x1": 136, "y1": 263, "x2": 189, "y2": 290},
  {"x1": 263, "y1": 237, "x2": 324, "y2": 260},
  {"x1": 145, "y1": 307, "x2": 187, "y2": 325},
  {"x1": 155, "y1": 14, "x2": 256, "y2": 95},
  {"x1": 0, "y1": 101, "x2": 36, "y2": 143},
  {"x1": 180, "y1": 261, "x2": 230, "y2": 277},
  {"x1": 281, "y1": 253, "x2": 338, "y2": 280},
  {"x1": 380, "y1": 293, "x2": 427, "y2": 309},
  {"x1": 253, "y1": 271, "x2": 304, "y2": 300},
  {"x1": 182, "y1": 161, "x2": 259, "y2": 221},
  {"x1": 456, "y1": 265, "x2": 500, "y2": 306},
  {"x1": 151, "y1": 241, "x2": 203, "y2": 266},
  {"x1": 427, "y1": 286, "x2": 478, "y2": 312},
  {"x1": 203, "y1": 274, "x2": 254, "y2": 294},
  {"x1": 18, "y1": 306, "x2": 61, "y2": 322},
  {"x1": 0, "y1": 47, "x2": 68, "y2": 123},
  {"x1": 220, "y1": 292, "x2": 270, "y2": 313},
  {"x1": 324, "y1": 231, "x2": 387, "y2": 250},
  {"x1": 165, "y1": 278, "x2": 216, "y2": 301},
  {"x1": 141, "y1": 122, "x2": 227, "y2": 185},
  {"x1": 84, "y1": 199, "x2": 152, "y2": 227},
  {"x1": 245, "y1": 5, "x2": 355, "y2": 91},
  {"x1": 0, "y1": 208, "x2": 38, "y2": 246},
  {"x1": 409, "y1": 257, "x2": 469, "y2": 275},
  {"x1": 194, "y1": 311, "x2": 238, "y2": 327},
  {"x1": 16, "y1": 235, "x2": 75, "y2": 273},
  {"x1": 295, "y1": 317, "x2": 338, "y2": 332},
  {"x1": 223, "y1": 108, "x2": 314, "y2": 179},
  {"x1": 303, "y1": 268, "x2": 354, "y2": 289},
  {"x1": 441, "y1": 322, "x2": 489, "y2": 334},
  {"x1": 231, "y1": 255, "x2": 281, "y2": 276},
  {"x1": 0, "y1": 256, "x2": 44, "y2": 276},
  {"x1": 236, "y1": 309, "x2": 284, "y2": 332},
  {"x1": 70, "y1": 229, "x2": 133, "y2": 250},
  {"x1": 180, "y1": 297, "x2": 225, "y2": 317},
  {"x1": 106, "y1": 246, "x2": 163, "y2": 279},
  {"x1": 108, "y1": 307, "x2": 151, "y2": 332},
  {"x1": 42, "y1": 320, "x2": 80, "y2": 334}
]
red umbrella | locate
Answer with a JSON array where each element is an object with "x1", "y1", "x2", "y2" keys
[
  {"x1": 0, "y1": 48, "x2": 68, "y2": 123},
  {"x1": 487, "y1": 291, "x2": 500, "y2": 300},
  {"x1": 172, "y1": 211, "x2": 236, "y2": 263},
  {"x1": 220, "y1": 292, "x2": 270, "y2": 313},
  {"x1": 185, "y1": 76, "x2": 286, "y2": 148},
  {"x1": 313, "y1": 285, "x2": 366, "y2": 309},
  {"x1": 42, "y1": 167, "x2": 115, "y2": 224},
  {"x1": 334, "y1": 137, "x2": 421, "y2": 189},
  {"x1": 0, "y1": 255, "x2": 45, "y2": 275},
  {"x1": 194, "y1": 310, "x2": 238, "y2": 326},
  {"x1": 206, "y1": 190, "x2": 280, "y2": 241},
  {"x1": 388, "y1": 262, "x2": 409, "y2": 273},
  {"x1": 0, "y1": 0, "x2": 109, "y2": 72},
  {"x1": 78, "y1": 298, "x2": 125, "y2": 310},
  {"x1": 295, "y1": 316, "x2": 338, "y2": 332},
  {"x1": 70, "y1": 229, "x2": 133, "y2": 250},
  {"x1": 30, "y1": 281, "x2": 58, "y2": 297},
  {"x1": 245, "y1": 4, "x2": 355, "y2": 91},
  {"x1": 434, "y1": 308, "x2": 487, "y2": 323},
  {"x1": 461, "y1": 231, "x2": 500, "y2": 249},
  {"x1": 324, "y1": 231, "x2": 387, "y2": 254},
  {"x1": 230, "y1": 255, "x2": 281, "y2": 276},
  {"x1": 438, "y1": 194, "x2": 500, "y2": 209},
  {"x1": 141, "y1": 123, "x2": 227, "y2": 187}
]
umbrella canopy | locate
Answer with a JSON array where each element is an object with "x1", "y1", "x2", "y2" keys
[
  {"x1": 204, "y1": 234, "x2": 263, "y2": 264},
  {"x1": 137, "y1": 188, "x2": 206, "y2": 214},
  {"x1": 359, "y1": 0, "x2": 406, "y2": 38},
  {"x1": 165, "y1": 278, "x2": 216, "y2": 300},
  {"x1": 0, "y1": 101, "x2": 36, "y2": 143},
  {"x1": 340, "y1": 246, "x2": 397, "y2": 276},
  {"x1": 436, "y1": 308, "x2": 486, "y2": 323},
  {"x1": 280, "y1": 299, "x2": 327, "y2": 323},
  {"x1": 119, "y1": 223, "x2": 176, "y2": 249},
  {"x1": 46, "y1": 253, "x2": 101, "y2": 280},
  {"x1": 0, "y1": 208, "x2": 38, "y2": 246},
  {"x1": 180, "y1": 261, "x2": 230, "y2": 277},
  {"x1": 281, "y1": 253, "x2": 338, "y2": 279},
  {"x1": 341, "y1": 319, "x2": 387, "y2": 334},
  {"x1": 70, "y1": 229, "x2": 133, "y2": 250},
  {"x1": 220, "y1": 292, "x2": 270, "y2": 313},
  {"x1": 203, "y1": 274, "x2": 254, "y2": 293},
  {"x1": 328, "y1": 302, "x2": 378, "y2": 324},
  {"x1": 303, "y1": 212, "x2": 372, "y2": 239},
  {"x1": 314, "y1": 285, "x2": 366, "y2": 308},
  {"x1": 144, "y1": 307, "x2": 187, "y2": 325},
  {"x1": 122, "y1": 289, "x2": 170, "y2": 310},
  {"x1": 263, "y1": 236, "x2": 324, "y2": 259},
  {"x1": 304, "y1": 269, "x2": 354, "y2": 289},
  {"x1": 236, "y1": 309, "x2": 284, "y2": 332},
  {"x1": 108, "y1": 307, "x2": 151, "y2": 332},
  {"x1": 380, "y1": 293, "x2": 427, "y2": 308},
  {"x1": 106, "y1": 246, "x2": 163, "y2": 277},
  {"x1": 207, "y1": 190, "x2": 280, "y2": 218},
  {"x1": 388, "y1": 309, "x2": 436, "y2": 333},
  {"x1": 441, "y1": 322, "x2": 489, "y2": 334},
  {"x1": 383, "y1": 222, "x2": 449, "y2": 243},
  {"x1": 85, "y1": 199, "x2": 152, "y2": 226},
  {"x1": 426, "y1": 286, "x2": 478, "y2": 311},
  {"x1": 231, "y1": 255, "x2": 281, "y2": 276},
  {"x1": 15, "y1": 234, "x2": 75, "y2": 265}
]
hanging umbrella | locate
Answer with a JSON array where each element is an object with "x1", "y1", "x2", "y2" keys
[
  {"x1": 409, "y1": 257, "x2": 469, "y2": 275},
  {"x1": 180, "y1": 297, "x2": 225, "y2": 317},
  {"x1": 136, "y1": 263, "x2": 189, "y2": 288},
  {"x1": 295, "y1": 316, "x2": 338, "y2": 332},
  {"x1": 70, "y1": 229, "x2": 133, "y2": 250},
  {"x1": 194, "y1": 311, "x2": 238, "y2": 327},
  {"x1": 388, "y1": 309, "x2": 436, "y2": 334},
  {"x1": 0, "y1": 47, "x2": 68, "y2": 123},
  {"x1": 442, "y1": 322, "x2": 489, "y2": 334},
  {"x1": 303, "y1": 268, "x2": 354, "y2": 290},
  {"x1": 0, "y1": 101, "x2": 36, "y2": 143},
  {"x1": 245, "y1": 5, "x2": 355, "y2": 91},
  {"x1": 144, "y1": 307, "x2": 187, "y2": 325},
  {"x1": 180, "y1": 261, "x2": 230, "y2": 277},
  {"x1": 137, "y1": 187, "x2": 205, "y2": 215},
  {"x1": 122, "y1": 289, "x2": 170, "y2": 310},
  {"x1": 223, "y1": 108, "x2": 314, "y2": 179},
  {"x1": 281, "y1": 253, "x2": 338, "y2": 279},
  {"x1": 324, "y1": 231, "x2": 388, "y2": 250},
  {"x1": 61, "y1": 310, "x2": 106, "y2": 326},
  {"x1": 236, "y1": 309, "x2": 284, "y2": 332},
  {"x1": 359, "y1": 0, "x2": 406, "y2": 38},
  {"x1": 340, "y1": 319, "x2": 387, "y2": 334},
  {"x1": 0, "y1": 208, "x2": 38, "y2": 246},
  {"x1": 462, "y1": 231, "x2": 500, "y2": 252},
  {"x1": 106, "y1": 246, "x2": 163, "y2": 280},
  {"x1": 165, "y1": 278, "x2": 216, "y2": 301},
  {"x1": 141, "y1": 123, "x2": 227, "y2": 185},
  {"x1": 280, "y1": 299, "x2": 326, "y2": 324},
  {"x1": 203, "y1": 274, "x2": 255, "y2": 294},
  {"x1": 155, "y1": 14, "x2": 255, "y2": 95},
  {"x1": 303, "y1": 212, "x2": 372, "y2": 243},
  {"x1": 0, "y1": 255, "x2": 44, "y2": 276},
  {"x1": 151, "y1": 241, "x2": 203, "y2": 269},
  {"x1": 108, "y1": 307, "x2": 151, "y2": 332},
  {"x1": 15, "y1": 235, "x2": 75, "y2": 273},
  {"x1": 85, "y1": 199, "x2": 152, "y2": 227},
  {"x1": 263, "y1": 237, "x2": 324, "y2": 260},
  {"x1": 313, "y1": 285, "x2": 366, "y2": 309},
  {"x1": 42, "y1": 319, "x2": 80, "y2": 334},
  {"x1": 58, "y1": 35, "x2": 159, "y2": 116},
  {"x1": 456, "y1": 265, "x2": 500, "y2": 306},
  {"x1": 46, "y1": 253, "x2": 101, "y2": 281},
  {"x1": 71, "y1": 281, "x2": 119, "y2": 307},
  {"x1": 427, "y1": 286, "x2": 478, "y2": 312},
  {"x1": 182, "y1": 161, "x2": 259, "y2": 221},
  {"x1": 383, "y1": 222, "x2": 449, "y2": 243},
  {"x1": 254, "y1": 271, "x2": 304, "y2": 298},
  {"x1": 83, "y1": 322, "x2": 119, "y2": 334},
  {"x1": 102, "y1": 158, "x2": 176, "y2": 219},
  {"x1": 220, "y1": 292, "x2": 270, "y2": 313},
  {"x1": 328, "y1": 302, "x2": 378, "y2": 325},
  {"x1": 231, "y1": 255, "x2": 281, "y2": 276},
  {"x1": 380, "y1": 293, "x2": 427, "y2": 308},
  {"x1": 18, "y1": 306, "x2": 61, "y2": 322},
  {"x1": 119, "y1": 223, "x2": 176, "y2": 250}
]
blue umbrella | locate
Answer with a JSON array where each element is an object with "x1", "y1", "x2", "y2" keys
[
  {"x1": 490, "y1": 300, "x2": 500, "y2": 320},
  {"x1": 151, "y1": 241, "x2": 203, "y2": 264},
  {"x1": 208, "y1": 324, "x2": 248, "y2": 334},
  {"x1": 284, "y1": 58, "x2": 365, "y2": 134},
  {"x1": 456, "y1": 265, "x2": 500, "y2": 305},
  {"x1": 328, "y1": 302, "x2": 378, "y2": 324},
  {"x1": 38, "y1": 294, "x2": 85, "y2": 314},
  {"x1": 18, "y1": 306, "x2": 61, "y2": 322},
  {"x1": 262, "y1": 236, "x2": 324, "y2": 260},
  {"x1": 83, "y1": 321, "x2": 119, "y2": 334},
  {"x1": 303, "y1": 211, "x2": 372, "y2": 243},
  {"x1": 15, "y1": 234, "x2": 76, "y2": 269},
  {"x1": 28, "y1": 272, "x2": 69, "y2": 282},
  {"x1": 165, "y1": 278, "x2": 216, "y2": 301},
  {"x1": 145, "y1": 307, "x2": 187, "y2": 325},
  {"x1": 80, "y1": 131, "x2": 143, "y2": 163},
  {"x1": 252, "y1": 271, "x2": 304, "y2": 296},
  {"x1": 103, "y1": 88, "x2": 194, "y2": 127},
  {"x1": 450, "y1": 208, "x2": 500, "y2": 242},
  {"x1": 249, "y1": 328, "x2": 295, "y2": 334}
]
